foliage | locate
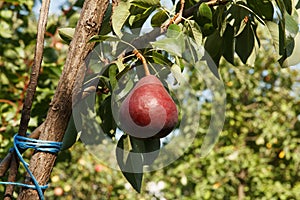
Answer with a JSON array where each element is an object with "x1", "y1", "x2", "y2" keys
[
  {"x1": 69, "y1": 0, "x2": 299, "y2": 192},
  {"x1": 44, "y1": 31, "x2": 300, "y2": 199},
  {"x1": 1, "y1": 0, "x2": 300, "y2": 199}
]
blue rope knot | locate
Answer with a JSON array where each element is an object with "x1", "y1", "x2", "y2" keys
[{"x1": 0, "y1": 134, "x2": 62, "y2": 200}]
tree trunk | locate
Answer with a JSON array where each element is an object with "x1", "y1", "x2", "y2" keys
[{"x1": 18, "y1": 0, "x2": 109, "y2": 199}]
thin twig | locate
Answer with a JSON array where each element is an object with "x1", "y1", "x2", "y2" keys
[
  {"x1": 133, "y1": 49, "x2": 150, "y2": 76},
  {"x1": 161, "y1": 0, "x2": 185, "y2": 31},
  {"x1": 0, "y1": 153, "x2": 12, "y2": 177},
  {"x1": 4, "y1": 153, "x2": 18, "y2": 200},
  {"x1": 173, "y1": 0, "x2": 185, "y2": 25},
  {"x1": 18, "y1": 0, "x2": 50, "y2": 137}
]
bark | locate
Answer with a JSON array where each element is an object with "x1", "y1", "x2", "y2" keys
[
  {"x1": 17, "y1": 0, "x2": 109, "y2": 199},
  {"x1": 4, "y1": 0, "x2": 51, "y2": 198},
  {"x1": 237, "y1": 169, "x2": 247, "y2": 200},
  {"x1": 18, "y1": 0, "x2": 50, "y2": 137}
]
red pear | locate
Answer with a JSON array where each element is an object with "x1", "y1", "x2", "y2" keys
[{"x1": 119, "y1": 75, "x2": 178, "y2": 139}]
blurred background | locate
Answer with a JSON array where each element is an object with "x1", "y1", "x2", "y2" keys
[{"x1": 1, "y1": 0, "x2": 300, "y2": 199}]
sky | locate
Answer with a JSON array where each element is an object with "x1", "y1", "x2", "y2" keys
[{"x1": 33, "y1": 0, "x2": 67, "y2": 16}]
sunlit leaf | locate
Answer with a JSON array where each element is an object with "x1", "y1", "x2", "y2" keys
[
  {"x1": 167, "y1": 24, "x2": 181, "y2": 38},
  {"x1": 112, "y1": 1, "x2": 131, "y2": 37},
  {"x1": 151, "y1": 36, "x2": 185, "y2": 57},
  {"x1": 188, "y1": 20, "x2": 203, "y2": 46},
  {"x1": 285, "y1": 12, "x2": 299, "y2": 37},
  {"x1": 198, "y1": 3, "x2": 212, "y2": 21},
  {"x1": 151, "y1": 9, "x2": 169, "y2": 27},
  {"x1": 109, "y1": 64, "x2": 118, "y2": 90},
  {"x1": 266, "y1": 21, "x2": 280, "y2": 53},
  {"x1": 58, "y1": 27, "x2": 75, "y2": 44}
]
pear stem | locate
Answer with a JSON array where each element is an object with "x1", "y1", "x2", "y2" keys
[{"x1": 133, "y1": 49, "x2": 150, "y2": 76}]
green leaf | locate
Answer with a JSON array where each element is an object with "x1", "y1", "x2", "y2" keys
[
  {"x1": 198, "y1": 3, "x2": 212, "y2": 21},
  {"x1": 188, "y1": 20, "x2": 203, "y2": 46},
  {"x1": 283, "y1": 0, "x2": 292, "y2": 14},
  {"x1": 46, "y1": 23, "x2": 58, "y2": 35},
  {"x1": 283, "y1": 33, "x2": 300, "y2": 66},
  {"x1": 61, "y1": 115, "x2": 79, "y2": 151},
  {"x1": 226, "y1": 4, "x2": 250, "y2": 27},
  {"x1": 195, "y1": 2, "x2": 213, "y2": 29},
  {"x1": 167, "y1": 24, "x2": 181, "y2": 38},
  {"x1": 152, "y1": 25, "x2": 185, "y2": 56},
  {"x1": 151, "y1": 9, "x2": 169, "y2": 27},
  {"x1": 246, "y1": 0, "x2": 274, "y2": 20},
  {"x1": 278, "y1": 19, "x2": 286, "y2": 55},
  {"x1": 278, "y1": 35, "x2": 295, "y2": 66},
  {"x1": 43, "y1": 47, "x2": 58, "y2": 63},
  {"x1": 74, "y1": 0, "x2": 84, "y2": 7},
  {"x1": 129, "y1": 6, "x2": 155, "y2": 28},
  {"x1": 297, "y1": 0, "x2": 300, "y2": 9},
  {"x1": 114, "y1": 58, "x2": 126, "y2": 72},
  {"x1": 266, "y1": 21, "x2": 280, "y2": 54},
  {"x1": 171, "y1": 63, "x2": 184, "y2": 83},
  {"x1": 285, "y1": 12, "x2": 299, "y2": 37},
  {"x1": 123, "y1": 152, "x2": 143, "y2": 192},
  {"x1": 99, "y1": 4, "x2": 112, "y2": 35},
  {"x1": 58, "y1": 27, "x2": 75, "y2": 44},
  {"x1": 151, "y1": 51, "x2": 173, "y2": 66},
  {"x1": 109, "y1": 64, "x2": 118, "y2": 90},
  {"x1": 130, "y1": 0, "x2": 160, "y2": 9},
  {"x1": 112, "y1": 1, "x2": 131, "y2": 37},
  {"x1": 151, "y1": 36, "x2": 185, "y2": 57},
  {"x1": 116, "y1": 136, "x2": 143, "y2": 193},
  {"x1": 222, "y1": 25, "x2": 235, "y2": 65},
  {"x1": 204, "y1": 30, "x2": 223, "y2": 66},
  {"x1": 89, "y1": 34, "x2": 120, "y2": 43},
  {"x1": 235, "y1": 22, "x2": 254, "y2": 64},
  {"x1": 130, "y1": 137, "x2": 161, "y2": 165},
  {"x1": 68, "y1": 12, "x2": 80, "y2": 27},
  {"x1": 99, "y1": 95, "x2": 117, "y2": 135}
]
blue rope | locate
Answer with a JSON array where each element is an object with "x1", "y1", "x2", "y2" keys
[{"x1": 0, "y1": 134, "x2": 62, "y2": 200}]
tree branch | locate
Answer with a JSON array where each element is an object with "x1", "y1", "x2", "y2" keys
[
  {"x1": 17, "y1": 0, "x2": 109, "y2": 199},
  {"x1": 130, "y1": 0, "x2": 229, "y2": 50},
  {"x1": 18, "y1": 0, "x2": 50, "y2": 137},
  {"x1": 3, "y1": 0, "x2": 51, "y2": 199},
  {"x1": 133, "y1": 49, "x2": 150, "y2": 76}
]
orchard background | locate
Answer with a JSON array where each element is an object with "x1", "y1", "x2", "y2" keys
[{"x1": 0, "y1": 0, "x2": 300, "y2": 199}]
